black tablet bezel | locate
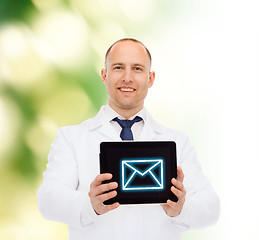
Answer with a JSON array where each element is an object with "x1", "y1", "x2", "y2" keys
[{"x1": 99, "y1": 141, "x2": 178, "y2": 205}]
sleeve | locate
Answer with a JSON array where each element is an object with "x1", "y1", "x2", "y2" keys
[
  {"x1": 37, "y1": 127, "x2": 97, "y2": 228},
  {"x1": 170, "y1": 135, "x2": 220, "y2": 231}
]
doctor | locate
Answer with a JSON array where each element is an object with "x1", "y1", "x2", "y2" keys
[{"x1": 37, "y1": 38, "x2": 220, "y2": 240}]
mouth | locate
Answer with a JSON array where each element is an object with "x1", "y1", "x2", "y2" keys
[{"x1": 118, "y1": 87, "x2": 136, "y2": 92}]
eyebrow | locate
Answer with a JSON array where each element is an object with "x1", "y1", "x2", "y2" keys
[
  {"x1": 111, "y1": 63, "x2": 123, "y2": 67},
  {"x1": 133, "y1": 64, "x2": 146, "y2": 69},
  {"x1": 111, "y1": 63, "x2": 146, "y2": 69}
]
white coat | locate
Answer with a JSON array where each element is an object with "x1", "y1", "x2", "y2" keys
[{"x1": 37, "y1": 105, "x2": 220, "y2": 240}]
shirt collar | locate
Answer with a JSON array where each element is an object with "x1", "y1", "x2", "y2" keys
[
  {"x1": 87, "y1": 104, "x2": 166, "y2": 136},
  {"x1": 104, "y1": 104, "x2": 146, "y2": 122}
]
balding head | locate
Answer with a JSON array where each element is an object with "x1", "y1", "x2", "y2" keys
[{"x1": 105, "y1": 38, "x2": 152, "y2": 70}]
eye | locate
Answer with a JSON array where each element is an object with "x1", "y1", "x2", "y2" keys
[
  {"x1": 114, "y1": 66, "x2": 122, "y2": 70},
  {"x1": 134, "y1": 67, "x2": 143, "y2": 71}
]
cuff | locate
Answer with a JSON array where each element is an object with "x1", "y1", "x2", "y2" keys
[
  {"x1": 80, "y1": 193, "x2": 98, "y2": 226},
  {"x1": 170, "y1": 200, "x2": 191, "y2": 232}
]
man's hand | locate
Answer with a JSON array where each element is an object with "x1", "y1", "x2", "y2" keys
[
  {"x1": 161, "y1": 166, "x2": 186, "y2": 217},
  {"x1": 88, "y1": 173, "x2": 119, "y2": 215}
]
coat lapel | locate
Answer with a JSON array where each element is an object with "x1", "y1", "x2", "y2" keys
[
  {"x1": 138, "y1": 121, "x2": 156, "y2": 140},
  {"x1": 98, "y1": 122, "x2": 121, "y2": 140},
  {"x1": 138, "y1": 110, "x2": 166, "y2": 140},
  {"x1": 88, "y1": 106, "x2": 121, "y2": 141}
]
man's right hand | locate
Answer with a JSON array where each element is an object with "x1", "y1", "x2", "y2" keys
[{"x1": 88, "y1": 173, "x2": 119, "y2": 215}]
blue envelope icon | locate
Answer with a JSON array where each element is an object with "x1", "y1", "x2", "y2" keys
[{"x1": 121, "y1": 159, "x2": 164, "y2": 191}]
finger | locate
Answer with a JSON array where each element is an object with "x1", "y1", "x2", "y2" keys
[
  {"x1": 94, "y1": 181, "x2": 118, "y2": 196},
  {"x1": 171, "y1": 178, "x2": 184, "y2": 191},
  {"x1": 101, "y1": 202, "x2": 120, "y2": 214},
  {"x1": 171, "y1": 186, "x2": 186, "y2": 202},
  {"x1": 167, "y1": 199, "x2": 177, "y2": 208},
  {"x1": 96, "y1": 189, "x2": 118, "y2": 204},
  {"x1": 160, "y1": 203, "x2": 167, "y2": 208},
  {"x1": 177, "y1": 166, "x2": 184, "y2": 182},
  {"x1": 160, "y1": 203, "x2": 170, "y2": 213},
  {"x1": 91, "y1": 173, "x2": 113, "y2": 188}
]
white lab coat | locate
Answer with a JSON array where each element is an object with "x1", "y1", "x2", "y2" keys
[{"x1": 37, "y1": 105, "x2": 220, "y2": 240}]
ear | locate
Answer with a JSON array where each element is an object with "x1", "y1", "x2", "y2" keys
[
  {"x1": 101, "y1": 69, "x2": 107, "y2": 85},
  {"x1": 148, "y1": 71, "x2": 155, "y2": 88}
]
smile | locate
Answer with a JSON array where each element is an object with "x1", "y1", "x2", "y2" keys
[{"x1": 118, "y1": 87, "x2": 136, "y2": 92}]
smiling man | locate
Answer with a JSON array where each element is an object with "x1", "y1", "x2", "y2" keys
[
  {"x1": 37, "y1": 38, "x2": 220, "y2": 240},
  {"x1": 101, "y1": 39, "x2": 155, "y2": 119}
]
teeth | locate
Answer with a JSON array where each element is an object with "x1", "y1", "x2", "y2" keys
[{"x1": 120, "y1": 88, "x2": 134, "y2": 92}]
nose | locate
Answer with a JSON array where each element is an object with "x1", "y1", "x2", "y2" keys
[{"x1": 122, "y1": 67, "x2": 133, "y2": 83}]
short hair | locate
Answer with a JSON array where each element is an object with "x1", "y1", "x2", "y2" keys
[{"x1": 105, "y1": 38, "x2": 152, "y2": 68}]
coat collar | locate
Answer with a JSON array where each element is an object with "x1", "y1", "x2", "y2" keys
[{"x1": 88, "y1": 105, "x2": 166, "y2": 140}]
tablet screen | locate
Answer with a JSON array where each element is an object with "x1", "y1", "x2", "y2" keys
[{"x1": 99, "y1": 141, "x2": 177, "y2": 205}]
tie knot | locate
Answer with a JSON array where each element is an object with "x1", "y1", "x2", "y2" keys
[
  {"x1": 113, "y1": 116, "x2": 142, "y2": 140},
  {"x1": 113, "y1": 116, "x2": 142, "y2": 129}
]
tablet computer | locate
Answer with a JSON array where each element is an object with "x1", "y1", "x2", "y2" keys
[{"x1": 99, "y1": 141, "x2": 178, "y2": 205}]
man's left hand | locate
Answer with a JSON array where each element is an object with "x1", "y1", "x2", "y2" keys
[{"x1": 161, "y1": 166, "x2": 186, "y2": 217}]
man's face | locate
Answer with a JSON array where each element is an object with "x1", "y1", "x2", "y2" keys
[{"x1": 101, "y1": 41, "x2": 155, "y2": 115}]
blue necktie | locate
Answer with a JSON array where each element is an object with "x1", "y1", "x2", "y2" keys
[{"x1": 113, "y1": 116, "x2": 142, "y2": 140}]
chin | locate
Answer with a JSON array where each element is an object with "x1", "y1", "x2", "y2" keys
[
  {"x1": 118, "y1": 103, "x2": 135, "y2": 110},
  {"x1": 118, "y1": 101, "x2": 143, "y2": 110}
]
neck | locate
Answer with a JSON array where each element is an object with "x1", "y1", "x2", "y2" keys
[{"x1": 108, "y1": 104, "x2": 143, "y2": 120}]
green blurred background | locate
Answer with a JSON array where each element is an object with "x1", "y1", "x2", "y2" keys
[
  {"x1": 0, "y1": 0, "x2": 189, "y2": 239},
  {"x1": 0, "y1": 0, "x2": 258, "y2": 239}
]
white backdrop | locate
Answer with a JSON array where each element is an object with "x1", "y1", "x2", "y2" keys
[{"x1": 145, "y1": 0, "x2": 258, "y2": 239}]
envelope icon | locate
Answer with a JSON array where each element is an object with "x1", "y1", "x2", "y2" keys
[{"x1": 121, "y1": 159, "x2": 164, "y2": 191}]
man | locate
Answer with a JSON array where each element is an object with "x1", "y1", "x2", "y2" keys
[{"x1": 37, "y1": 38, "x2": 220, "y2": 240}]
